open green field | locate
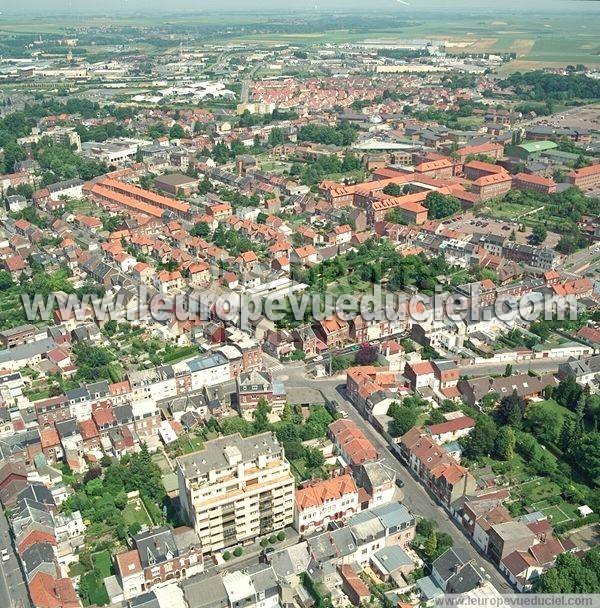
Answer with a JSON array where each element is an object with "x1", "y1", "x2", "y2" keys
[{"x1": 484, "y1": 200, "x2": 543, "y2": 221}]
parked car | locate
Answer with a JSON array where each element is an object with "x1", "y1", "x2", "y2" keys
[{"x1": 1, "y1": 549, "x2": 9, "y2": 561}]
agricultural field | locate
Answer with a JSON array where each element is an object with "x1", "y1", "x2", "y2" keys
[{"x1": 2, "y1": 7, "x2": 599, "y2": 68}]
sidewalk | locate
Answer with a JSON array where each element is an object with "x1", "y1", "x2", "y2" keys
[{"x1": 206, "y1": 527, "x2": 300, "y2": 572}]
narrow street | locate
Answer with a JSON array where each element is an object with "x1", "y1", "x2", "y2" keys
[
  {"x1": 273, "y1": 365, "x2": 514, "y2": 593},
  {"x1": 0, "y1": 509, "x2": 30, "y2": 608}
]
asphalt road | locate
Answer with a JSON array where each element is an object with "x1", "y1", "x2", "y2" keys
[
  {"x1": 273, "y1": 365, "x2": 514, "y2": 594},
  {"x1": 0, "y1": 509, "x2": 30, "y2": 608}
]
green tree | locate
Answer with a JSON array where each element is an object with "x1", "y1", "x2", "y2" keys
[
  {"x1": 554, "y1": 376, "x2": 583, "y2": 410},
  {"x1": 382, "y1": 183, "x2": 402, "y2": 197},
  {"x1": 253, "y1": 398, "x2": 271, "y2": 433},
  {"x1": 535, "y1": 549, "x2": 600, "y2": 592},
  {"x1": 388, "y1": 401, "x2": 418, "y2": 437},
  {"x1": 306, "y1": 448, "x2": 325, "y2": 469},
  {"x1": 128, "y1": 522, "x2": 142, "y2": 536},
  {"x1": 268, "y1": 127, "x2": 284, "y2": 147},
  {"x1": 169, "y1": 124, "x2": 185, "y2": 139},
  {"x1": 0, "y1": 270, "x2": 13, "y2": 290},
  {"x1": 463, "y1": 415, "x2": 497, "y2": 459},
  {"x1": 495, "y1": 391, "x2": 526, "y2": 427},
  {"x1": 424, "y1": 529, "x2": 437, "y2": 559},
  {"x1": 531, "y1": 224, "x2": 547, "y2": 245},
  {"x1": 424, "y1": 191, "x2": 461, "y2": 219},
  {"x1": 190, "y1": 221, "x2": 210, "y2": 237},
  {"x1": 220, "y1": 415, "x2": 254, "y2": 437},
  {"x1": 494, "y1": 426, "x2": 516, "y2": 461},
  {"x1": 572, "y1": 433, "x2": 600, "y2": 481}
]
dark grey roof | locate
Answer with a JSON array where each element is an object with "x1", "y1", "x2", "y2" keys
[
  {"x1": 432, "y1": 548, "x2": 470, "y2": 584},
  {"x1": 0, "y1": 429, "x2": 40, "y2": 459},
  {"x1": 330, "y1": 526, "x2": 356, "y2": 557},
  {"x1": 181, "y1": 411, "x2": 202, "y2": 430},
  {"x1": 66, "y1": 387, "x2": 89, "y2": 401},
  {"x1": 12, "y1": 497, "x2": 53, "y2": 526},
  {"x1": 130, "y1": 591, "x2": 160, "y2": 608},
  {"x1": 16, "y1": 483, "x2": 54, "y2": 508},
  {"x1": 0, "y1": 338, "x2": 56, "y2": 366},
  {"x1": 47, "y1": 178, "x2": 83, "y2": 193},
  {"x1": 56, "y1": 417, "x2": 79, "y2": 439},
  {"x1": 173, "y1": 527, "x2": 201, "y2": 553},
  {"x1": 267, "y1": 541, "x2": 311, "y2": 580},
  {"x1": 373, "y1": 545, "x2": 413, "y2": 572},
  {"x1": 446, "y1": 562, "x2": 484, "y2": 594},
  {"x1": 182, "y1": 573, "x2": 228, "y2": 608},
  {"x1": 21, "y1": 541, "x2": 55, "y2": 574},
  {"x1": 114, "y1": 404, "x2": 134, "y2": 423},
  {"x1": 248, "y1": 563, "x2": 278, "y2": 595},
  {"x1": 177, "y1": 432, "x2": 281, "y2": 478},
  {"x1": 134, "y1": 526, "x2": 178, "y2": 568},
  {"x1": 86, "y1": 380, "x2": 110, "y2": 397}
]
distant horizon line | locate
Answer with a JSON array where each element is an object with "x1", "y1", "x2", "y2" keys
[{"x1": 1, "y1": 0, "x2": 599, "y2": 20}]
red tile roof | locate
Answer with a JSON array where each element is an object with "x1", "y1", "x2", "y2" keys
[
  {"x1": 426, "y1": 416, "x2": 475, "y2": 436},
  {"x1": 29, "y1": 572, "x2": 80, "y2": 608},
  {"x1": 296, "y1": 474, "x2": 358, "y2": 510},
  {"x1": 329, "y1": 419, "x2": 378, "y2": 466}
]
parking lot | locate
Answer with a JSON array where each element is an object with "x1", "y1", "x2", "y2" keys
[
  {"x1": 444, "y1": 212, "x2": 561, "y2": 248},
  {"x1": 524, "y1": 104, "x2": 600, "y2": 132}
]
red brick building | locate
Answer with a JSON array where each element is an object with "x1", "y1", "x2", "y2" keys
[
  {"x1": 568, "y1": 164, "x2": 600, "y2": 191},
  {"x1": 514, "y1": 173, "x2": 556, "y2": 195},
  {"x1": 471, "y1": 173, "x2": 512, "y2": 201}
]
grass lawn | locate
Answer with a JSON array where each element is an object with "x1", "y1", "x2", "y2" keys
[
  {"x1": 151, "y1": 452, "x2": 172, "y2": 474},
  {"x1": 533, "y1": 399, "x2": 575, "y2": 421},
  {"x1": 23, "y1": 388, "x2": 53, "y2": 401},
  {"x1": 291, "y1": 458, "x2": 308, "y2": 481},
  {"x1": 456, "y1": 116, "x2": 484, "y2": 129},
  {"x1": 290, "y1": 458, "x2": 326, "y2": 482},
  {"x1": 81, "y1": 571, "x2": 109, "y2": 607},
  {"x1": 122, "y1": 499, "x2": 152, "y2": 528},
  {"x1": 520, "y1": 479, "x2": 562, "y2": 504},
  {"x1": 166, "y1": 434, "x2": 205, "y2": 457},
  {"x1": 472, "y1": 452, "x2": 529, "y2": 484},
  {"x1": 177, "y1": 435, "x2": 204, "y2": 454},
  {"x1": 557, "y1": 501, "x2": 581, "y2": 520},
  {"x1": 92, "y1": 550, "x2": 113, "y2": 578},
  {"x1": 536, "y1": 504, "x2": 572, "y2": 525},
  {"x1": 328, "y1": 276, "x2": 373, "y2": 297},
  {"x1": 485, "y1": 201, "x2": 542, "y2": 221}
]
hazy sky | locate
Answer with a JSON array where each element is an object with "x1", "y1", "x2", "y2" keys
[{"x1": 1, "y1": 0, "x2": 598, "y2": 15}]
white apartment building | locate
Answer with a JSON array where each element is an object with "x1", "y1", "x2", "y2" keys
[
  {"x1": 187, "y1": 353, "x2": 231, "y2": 390},
  {"x1": 177, "y1": 432, "x2": 295, "y2": 552},
  {"x1": 128, "y1": 366, "x2": 178, "y2": 402}
]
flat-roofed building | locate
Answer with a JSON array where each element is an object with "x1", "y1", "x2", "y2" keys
[
  {"x1": 0, "y1": 324, "x2": 37, "y2": 349},
  {"x1": 154, "y1": 173, "x2": 198, "y2": 195},
  {"x1": 177, "y1": 432, "x2": 295, "y2": 551}
]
